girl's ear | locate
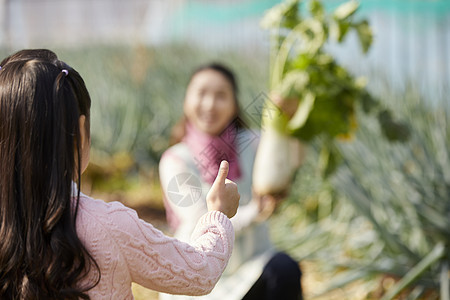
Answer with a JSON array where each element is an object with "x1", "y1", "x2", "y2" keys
[{"x1": 78, "y1": 115, "x2": 87, "y2": 150}]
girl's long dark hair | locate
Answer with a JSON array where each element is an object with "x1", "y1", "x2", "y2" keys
[{"x1": 0, "y1": 49, "x2": 100, "y2": 299}]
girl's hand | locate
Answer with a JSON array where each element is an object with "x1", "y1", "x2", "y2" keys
[{"x1": 206, "y1": 161, "x2": 240, "y2": 218}]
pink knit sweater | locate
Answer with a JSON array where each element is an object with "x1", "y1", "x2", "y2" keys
[{"x1": 74, "y1": 192, "x2": 234, "y2": 299}]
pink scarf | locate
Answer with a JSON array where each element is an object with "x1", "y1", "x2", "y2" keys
[{"x1": 183, "y1": 122, "x2": 242, "y2": 185}]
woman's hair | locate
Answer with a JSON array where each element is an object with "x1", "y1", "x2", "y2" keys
[
  {"x1": 169, "y1": 63, "x2": 246, "y2": 145},
  {"x1": 0, "y1": 49, "x2": 99, "y2": 299}
]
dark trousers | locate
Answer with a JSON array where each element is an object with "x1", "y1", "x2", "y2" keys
[{"x1": 242, "y1": 252, "x2": 303, "y2": 300}]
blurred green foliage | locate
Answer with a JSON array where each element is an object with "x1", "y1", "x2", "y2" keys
[{"x1": 271, "y1": 82, "x2": 449, "y2": 299}]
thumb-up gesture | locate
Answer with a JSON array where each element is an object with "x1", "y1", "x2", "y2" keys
[{"x1": 206, "y1": 161, "x2": 240, "y2": 218}]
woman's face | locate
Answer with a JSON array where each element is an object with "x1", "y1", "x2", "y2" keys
[{"x1": 184, "y1": 69, "x2": 237, "y2": 136}]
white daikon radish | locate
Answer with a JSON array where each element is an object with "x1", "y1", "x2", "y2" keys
[{"x1": 252, "y1": 98, "x2": 306, "y2": 196}]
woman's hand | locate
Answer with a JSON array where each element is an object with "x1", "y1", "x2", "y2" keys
[
  {"x1": 206, "y1": 161, "x2": 240, "y2": 218},
  {"x1": 253, "y1": 190, "x2": 288, "y2": 222},
  {"x1": 270, "y1": 92, "x2": 299, "y2": 120}
]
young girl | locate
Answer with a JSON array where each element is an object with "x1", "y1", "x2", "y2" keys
[
  {"x1": 0, "y1": 49, "x2": 239, "y2": 299},
  {"x1": 159, "y1": 64, "x2": 303, "y2": 300}
]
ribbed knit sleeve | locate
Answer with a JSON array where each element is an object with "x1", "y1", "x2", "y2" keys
[{"x1": 76, "y1": 196, "x2": 234, "y2": 299}]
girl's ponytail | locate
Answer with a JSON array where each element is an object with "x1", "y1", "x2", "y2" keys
[{"x1": 0, "y1": 49, "x2": 99, "y2": 299}]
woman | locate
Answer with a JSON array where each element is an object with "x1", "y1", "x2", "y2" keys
[{"x1": 159, "y1": 63, "x2": 303, "y2": 300}]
